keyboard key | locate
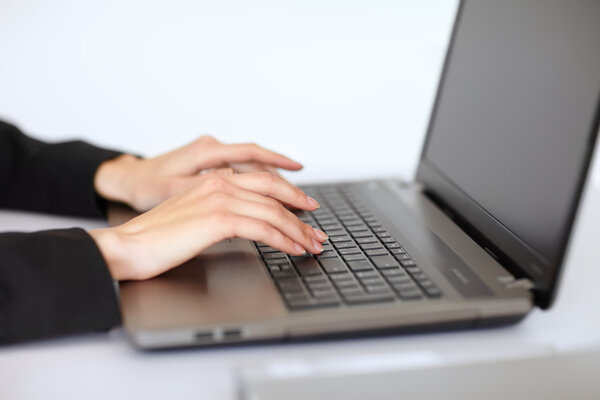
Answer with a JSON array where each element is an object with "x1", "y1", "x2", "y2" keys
[
  {"x1": 400, "y1": 259, "x2": 417, "y2": 268},
  {"x1": 264, "y1": 252, "x2": 287, "y2": 259},
  {"x1": 306, "y1": 281, "x2": 333, "y2": 291},
  {"x1": 321, "y1": 223, "x2": 343, "y2": 230},
  {"x1": 277, "y1": 280, "x2": 304, "y2": 292},
  {"x1": 342, "y1": 254, "x2": 367, "y2": 262},
  {"x1": 343, "y1": 292, "x2": 395, "y2": 305},
  {"x1": 347, "y1": 224, "x2": 369, "y2": 231},
  {"x1": 397, "y1": 289, "x2": 423, "y2": 300},
  {"x1": 319, "y1": 257, "x2": 349, "y2": 274},
  {"x1": 280, "y1": 264, "x2": 294, "y2": 272},
  {"x1": 291, "y1": 256, "x2": 322, "y2": 276},
  {"x1": 351, "y1": 230, "x2": 373, "y2": 238},
  {"x1": 316, "y1": 250, "x2": 337, "y2": 259},
  {"x1": 316, "y1": 217, "x2": 336, "y2": 225},
  {"x1": 333, "y1": 280, "x2": 360, "y2": 289},
  {"x1": 386, "y1": 242, "x2": 402, "y2": 249},
  {"x1": 411, "y1": 273, "x2": 429, "y2": 282},
  {"x1": 355, "y1": 270, "x2": 380, "y2": 279},
  {"x1": 271, "y1": 270, "x2": 297, "y2": 279},
  {"x1": 287, "y1": 298, "x2": 313, "y2": 309},
  {"x1": 339, "y1": 247, "x2": 361, "y2": 255},
  {"x1": 330, "y1": 235, "x2": 353, "y2": 243},
  {"x1": 380, "y1": 268, "x2": 405, "y2": 277},
  {"x1": 386, "y1": 274, "x2": 412, "y2": 284},
  {"x1": 334, "y1": 241, "x2": 357, "y2": 249},
  {"x1": 424, "y1": 286, "x2": 442, "y2": 298},
  {"x1": 365, "y1": 285, "x2": 392, "y2": 294},
  {"x1": 265, "y1": 258, "x2": 290, "y2": 266},
  {"x1": 304, "y1": 275, "x2": 329, "y2": 284},
  {"x1": 329, "y1": 272, "x2": 353, "y2": 281},
  {"x1": 311, "y1": 289, "x2": 337, "y2": 298},
  {"x1": 356, "y1": 237, "x2": 378, "y2": 244},
  {"x1": 259, "y1": 246, "x2": 281, "y2": 253},
  {"x1": 391, "y1": 282, "x2": 418, "y2": 292},
  {"x1": 404, "y1": 265, "x2": 422, "y2": 275},
  {"x1": 348, "y1": 260, "x2": 373, "y2": 271},
  {"x1": 376, "y1": 232, "x2": 392, "y2": 238},
  {"x1": 394, "y1": 253, "x2": 412, "y2": 261},
  {"x1": 381, "y1": 237, "x2": 397, "y2": 244},
  {"x1": 284, "y1": 292, "x2": 308, "y2": 301},
  {"x1": 312, "y1": 297, "x2": 340, "y2": 306},
  {"x1": 359, "y1": 277, "x2": 386, "y2": 286},
  {"x1": 370, "y1": 255, "x2": 400, "y2": 269},
  {"x1": 339, "y1": 287, "x2": 365, "y2": 297},
  {"x1": 360, "y1": 242, "x2": 384, "y2": 251},
  {"x1": 365, "y1": 248, "x2": 389, "y2": 257},
  {"x1": 268, "y1": 265, "x2": 281, "y2": 272}
]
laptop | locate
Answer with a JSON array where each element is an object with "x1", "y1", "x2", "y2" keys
[{"x1": 114, "y1": 0, "x2": 600, "y2": 349}]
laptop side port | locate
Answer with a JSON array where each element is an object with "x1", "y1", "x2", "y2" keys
[
  {"x1": 195, "y1": 331, "x2": 214, "y2": 343},
  {"x1": 222, "y1": 328, "x2": 243, "y2": 340}
]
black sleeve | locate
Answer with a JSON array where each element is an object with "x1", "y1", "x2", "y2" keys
[
  {"x1": 0, "y1": 228, "x2": 121, "y2": 344},
  {"x1": 0, "y1": 120, "x2": 123, "y2": 344},
  {"x1": 0, "y1": 120, "x2": 123, "y2": 217}
]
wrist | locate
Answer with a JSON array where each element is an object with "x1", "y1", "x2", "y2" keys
[
  {"x1": 89, "y1": 228, "x2": 131, "y2": 281},
  {"x1": 94, "y1": 154, "x2": 141, "y2": 207}
]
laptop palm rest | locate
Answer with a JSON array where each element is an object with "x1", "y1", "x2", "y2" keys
[{"x1": 119, "y1": 238, "x2": 287, "y2": 333}]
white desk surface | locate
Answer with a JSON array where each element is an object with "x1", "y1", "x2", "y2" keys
[{"x1": 1, "y1": 182, "x2": 599, "y2": 400}]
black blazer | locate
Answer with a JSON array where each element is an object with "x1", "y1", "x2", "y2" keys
[{"x1": 0, "y1": 120, "x2": 122, "y2": 344}]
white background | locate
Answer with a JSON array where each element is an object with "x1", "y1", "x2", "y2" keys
[
  {"x1": 2, "y1": 0, "x2": 597, "y2": 185},
  {"x1": 1, "y1": 3, "x2": 600, "y2": 398}
]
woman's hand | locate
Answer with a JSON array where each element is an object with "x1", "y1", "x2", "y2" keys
[
  {"x1": 89, "y1": 171, "x2": 327, "y2": 281},
  {"x1": 93, "y1": 135, "x2": 303, "y2": 212}
]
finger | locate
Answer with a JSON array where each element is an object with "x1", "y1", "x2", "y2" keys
[
  {"x1": 229, "y1": 164, "x2": 303, "y2": 209},
  {"x1": 199, "y1": 143, "x2": 303, "y2": 171},
  {"x1": 213, "y1": 167, "x2": 235, "y2": 176},
  {"x1": 162, "y1": 168, "x2": 236, "y2": 199},
  {"x1": 226, "y1": 215, "x2": 307, "y2": 256},
  {"x1": 229, "y1": 162, "x2": 284, "y2": 179},
  {"x1": 221, "y1": 194, "x2": 326, "y2": 254},
  {"x1": 227, "y1": 172, "x2": 319, "y2": 211}
]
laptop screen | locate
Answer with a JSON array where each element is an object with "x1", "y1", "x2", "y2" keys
[{"x1": 417, "y1": 0, "x2": 600, "y2": 307}]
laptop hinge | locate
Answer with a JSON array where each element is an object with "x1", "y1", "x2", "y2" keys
[{"x1": 496, "y1": 276, "x2": 535, "y2": 291}]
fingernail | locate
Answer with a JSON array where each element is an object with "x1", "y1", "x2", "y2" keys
[
  {"x1": 314, "y1": 228, "x2": 328, "y2": 242},
  {"x1": 294, "y1": 243, "x2": 305, "y2": 254},
  {"x1": 312, "y1": 239, "x2": 323, "y2": 253},
  {"x1": 307, "y1": 196, "x2": 320, "y2": 208}
]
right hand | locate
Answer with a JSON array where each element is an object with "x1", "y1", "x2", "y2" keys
[{"x1": 89, "y1": 170, "x2": 328, "y2": 281}]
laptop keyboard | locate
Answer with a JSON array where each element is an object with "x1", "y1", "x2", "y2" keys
[{"x1": 255, "y1": 184, "x2": 442, "y2": 310}]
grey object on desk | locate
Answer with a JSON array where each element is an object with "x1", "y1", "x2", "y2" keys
[
  {"x1": 116, "y1": 0, "x2": 600, "y2": 350},
  {"x1": 238, "y1": 349, "x2": 600, "y2": 400}
]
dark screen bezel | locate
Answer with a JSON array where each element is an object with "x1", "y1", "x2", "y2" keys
[{"x1": 416, "y1": 0, "x2": 600, "y2": 309}]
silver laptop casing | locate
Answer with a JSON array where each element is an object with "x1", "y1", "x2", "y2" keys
[{"x1": 116, "y1": 179, "x2": 533, "y2": 349}]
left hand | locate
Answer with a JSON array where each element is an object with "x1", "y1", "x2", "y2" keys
[{"x1": 94, "y1": 135, "x2": 303, "y2": 211}]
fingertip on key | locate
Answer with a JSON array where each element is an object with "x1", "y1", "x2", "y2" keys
[{"x1": 307, "y1": 196, "x2": 320, "y2": 209}]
